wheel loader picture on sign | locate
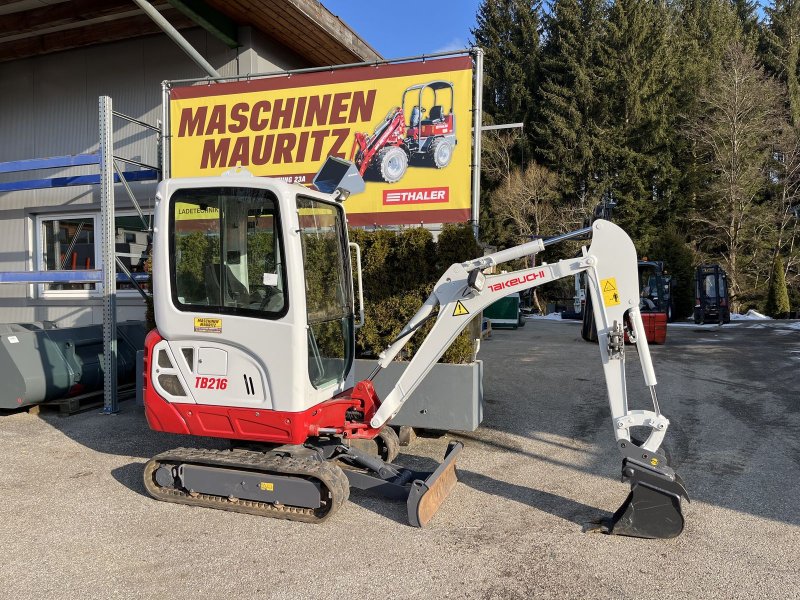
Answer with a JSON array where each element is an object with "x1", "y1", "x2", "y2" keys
[
  {"x1": 350, "y1": 80, "x2": 457, "y2": 183},
  {"x1": 142, "y1": 157, "x2": 687, "y2": 538}
]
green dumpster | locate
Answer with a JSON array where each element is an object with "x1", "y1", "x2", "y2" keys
[{"x1": 484, "y1": 293, "x2": 522, "y2": 329}]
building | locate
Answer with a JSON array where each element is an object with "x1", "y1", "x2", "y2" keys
[{"x1": 0, "y1": 0, "x2": 379, "y2": 327}]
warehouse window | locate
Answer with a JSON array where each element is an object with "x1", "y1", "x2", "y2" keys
[
  {"x1": 114, "y1": 214, "x2": 152, "y2": 294},
  {"x1": 37, "y1": 214, "x2": 98, "y2": 295},
  {"x1": 35, "y1": 212, "x2": 152, "y2": 297}
]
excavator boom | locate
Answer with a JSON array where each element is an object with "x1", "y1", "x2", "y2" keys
[{"x1": 363, "y1": 219, "x2": 688, "y2": 538}]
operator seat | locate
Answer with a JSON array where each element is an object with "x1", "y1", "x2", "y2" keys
[
  {"x1": 423, "y1": 105, "x2": 444, "y2": 125},
  {"x1": 224, "y1": 265, "x2": 251, "y2": 307},
  {"x1": 204, "y1": 264, "x2": 222, "y2": 305}
]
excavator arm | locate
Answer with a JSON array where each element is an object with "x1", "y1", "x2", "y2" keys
[{"x1": 363, "y1": 220, "x2": 689, "y2": 538}]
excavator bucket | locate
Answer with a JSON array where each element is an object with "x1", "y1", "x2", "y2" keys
[
  {"x1": 407, "y1": 441, "x2": 462, "y2": 527},
  {"x1": 601, "y1": 460, "x2": 689, "y2": 539}
]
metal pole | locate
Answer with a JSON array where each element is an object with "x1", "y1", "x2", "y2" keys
[
  {"x1": 131, "y1": 0, "x2": 221, "y2": 78},
  {"x1": 478, "y1": 123, "x2": 524, "y2": 131},
  {"x1": 167, "y1": 48, "x2": 474, "y2": 87},
  {"x1": 162, "y1": 82, "x2": 171, "y2": 179},
  {"x1": 471, "y1": 47, "x2": 484, "y2": 239},
  {"x1": 99, "y1": 96, "x2": 118, "y2": 414}
]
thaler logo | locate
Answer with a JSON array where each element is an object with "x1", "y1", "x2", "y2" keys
[
  {"x1": 488, "y1": 270, "x2": 547, "y2": 292},
  {"x1": 383, "y1": 187, "x2": 449, "y2": 205}
]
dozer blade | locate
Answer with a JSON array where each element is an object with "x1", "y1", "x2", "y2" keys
[
  {"x1": 407, "y1": 441, "x2": 463, "y2": 527},
  {"x1": 603, "y1": 460, "x2": 689, "y2": 539}
]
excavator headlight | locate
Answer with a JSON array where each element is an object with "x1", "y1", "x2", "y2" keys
[{"x1": 468, "y1": 269, "x2": 485, "y2": 292}]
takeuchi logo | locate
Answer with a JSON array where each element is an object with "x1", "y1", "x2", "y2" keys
[
  {"x1": 382, "y1": 187, "x2": 449, "y2": 205},
  {"x1": 488, "y1": 270, "x2": 547, "y2": 292}
]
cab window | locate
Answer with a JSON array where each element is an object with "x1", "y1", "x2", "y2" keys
[{"x1": 170, "y1": 187, "x2": 287, "y2": 319}]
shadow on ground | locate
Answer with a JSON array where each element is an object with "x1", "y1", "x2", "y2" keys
[{"x1": 458, "y1": 469, "x2": 606, "y2": 528}]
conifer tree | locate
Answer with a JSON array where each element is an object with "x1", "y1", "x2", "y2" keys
[
  {"x1": 732, "y1": 0, "x2": 761, "y2": 47},
  {"x1": 472, "y1": 0, "x2": 541, "y2": 132},
  {"x1": 671, "y1": 0, "x2": 741, "y2": 225},
  {"x1": 763, "y1": 0, "x2": 800, "y2": 126},
  {"x1": 532, "y1": 0, "x2": 606, "y2": 209},
  {"x1": 765, "y1": 253, "x2": 791, "y2": 317},
  {"x1": 599, "y1": 0, "x2": 676, "y2": 245}
]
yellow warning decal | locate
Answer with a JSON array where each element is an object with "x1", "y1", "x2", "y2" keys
[
  {"x1": 453, "y1": 301, "x2": 470, "y2": 317},
  {"x1": 259, "y1": 482, "x2": 274, "y2": 491},
  {"x1": 194, "y1": 317, "x2": 222, "y2": 333},
  {"x1": 600, "y1": 278, "x2": 621, "y2": 307},
  {"x1": 650, "y1": 458, "x2": 659, "y2": 466}
]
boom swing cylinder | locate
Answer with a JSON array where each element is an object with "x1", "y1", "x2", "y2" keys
[{"x1": 365, "y1": 219, "x2": 688, "y2": 538}]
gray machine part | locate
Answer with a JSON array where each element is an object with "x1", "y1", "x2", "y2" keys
[
  {"x1": 338, "y1": 440, "x2": 463, "y2": 528},
  {"x1": 0, "y1": 321, "x2": 147, "y2": 409},
  {"x1": 355, "y1": 359, "x2": 483, "y2": 431},
  {"x1": 177, "y1": 464, "x2": 323, "y2": 509}
]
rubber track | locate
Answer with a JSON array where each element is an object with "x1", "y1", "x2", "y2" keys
[{"x1": 143, "y1": 447, "x2": 350, "y2": 523}]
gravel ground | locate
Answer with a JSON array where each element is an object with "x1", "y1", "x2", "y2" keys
[{"x1": 1, "y1": 319, "x2": 798, "y2": 600}]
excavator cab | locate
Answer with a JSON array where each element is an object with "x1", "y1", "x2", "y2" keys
[
  {"x1": 144, "y1": 162, "x2": 462, "y2": 527},
  {"x1": 149, "y1": 173, "x2": 359, "y2": 436}
]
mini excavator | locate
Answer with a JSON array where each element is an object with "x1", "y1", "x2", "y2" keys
[{"x1": 142, "y1": 158, "x2": 688, "y2": 537}]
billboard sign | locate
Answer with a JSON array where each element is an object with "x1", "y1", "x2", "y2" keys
[{"x1": 168, "y1": 56, "x2": 474, "y2": 226}]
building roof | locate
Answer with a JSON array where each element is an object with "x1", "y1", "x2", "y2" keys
[{"x1": 0, "y1": 0, "x2": 381, "y2": 65}]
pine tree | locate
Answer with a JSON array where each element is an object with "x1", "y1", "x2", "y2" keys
[
  {"x1": 472, "y1": 1, "x2": 543, "y2": 244},
  {"x1": 732, "y1": 0, "x2": 761, "y2": 47},
  {"x1": 762, "y1": 0, "x2": 800, "y2": 126},
  {"x1": 532, "y1": 0, "x2": 606, "y2": 209},
  {"x1": 670, "y1": 0, "x2": 742, "y2": 226},
  {"x1": 472, "y1": 0, "x2": 541, "y2": 132},
  {"x1": 599, "y1": 0, "x2": 676, "y2": 245}
]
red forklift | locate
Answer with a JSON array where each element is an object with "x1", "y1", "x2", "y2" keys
[
  {"x1": 350, "y1": 80, "x2": 457, "y2": 183},
  {"x1": 636, "y1": 260, "x2": 669, "y2": 343},
  {"x1": 581, "y1": 261, "x2": 669, "y2": 344}
]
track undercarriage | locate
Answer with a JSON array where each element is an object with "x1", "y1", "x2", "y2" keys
[{"x1": 143, "y1": 429, "x2": 463, "y2": 527}]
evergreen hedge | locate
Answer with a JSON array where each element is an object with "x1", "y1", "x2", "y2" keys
[
  {"x1": 350, "y1": 223, "x2": 483, "y2": 364},
  {"x1": 765, "y1": 254, "x2": 790, "y2": 318}
]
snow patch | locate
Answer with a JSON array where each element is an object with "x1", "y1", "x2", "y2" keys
[
  {"x1": 525, "y1": 312, "x2": 578, "y2": 322},
  {"x1": 730, "y1": 310, "x2": 771, "y2": 320}
]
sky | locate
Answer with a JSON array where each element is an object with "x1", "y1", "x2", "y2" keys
[{"x1": 322, "y1": 0, "x2": 483, "y2": 59}]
